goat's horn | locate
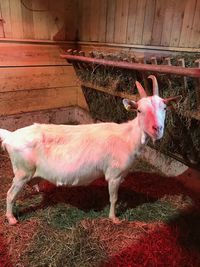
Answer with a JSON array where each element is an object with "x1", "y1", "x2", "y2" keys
[
  {"x1": 148, "y1": 75, "x2": 159, "y2": 95},
  {"x1": 135, "y1": 81, "x2": 147, "y2": 98}
]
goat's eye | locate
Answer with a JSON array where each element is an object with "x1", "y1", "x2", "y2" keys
[
  {"x1": 137, "y1": 109, "x2": 141, "y2": 113},
  {"x1": 164, "y1": 107, "x2": 167, "y2": 111}
]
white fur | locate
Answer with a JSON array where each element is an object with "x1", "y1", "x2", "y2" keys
[{"x1": 0, "y1": 89, "x2": 174, "y2": 225}]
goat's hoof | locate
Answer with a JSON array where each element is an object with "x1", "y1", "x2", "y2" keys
[
  {"x1": 111, "y1": 217, "x2": 122, "y2": 225},
  {"x1": 33, "y1": 184, "x2": 40, "y2": 192},
  {"x1": 6, "y1": 216, "x2": 18, "y2": 225}
]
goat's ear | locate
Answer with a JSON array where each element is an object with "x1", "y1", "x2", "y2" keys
[
  {"x1": 123, "y1": 99, "x2": 138, "y2": 111},
  {"x1": 163, "y1": 95, "x2": 182, "y2": 106}
]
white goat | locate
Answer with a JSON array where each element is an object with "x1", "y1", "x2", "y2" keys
[{"x1": 0, "y1": 75, "x2": 180, "y2": 225}]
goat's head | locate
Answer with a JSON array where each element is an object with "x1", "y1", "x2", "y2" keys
[{"x1": 123, "y1": 75, "x2": 181, "y2": 141}]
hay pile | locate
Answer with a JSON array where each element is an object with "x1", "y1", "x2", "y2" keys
[{"x1": 73, "y1": 52, "x2": 200, "y2": 169}]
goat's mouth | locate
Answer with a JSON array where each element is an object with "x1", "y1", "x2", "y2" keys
[{"x1": 147, "y1": 132, "x2": 163, "y2": 142}]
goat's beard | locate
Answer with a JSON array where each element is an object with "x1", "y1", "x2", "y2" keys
[
  {"x1": 145, "y1": 132, "x2": 163, "y2": 144},
  {"x1": 152, "y1": 138, "x2": 156, "y2": 145}
]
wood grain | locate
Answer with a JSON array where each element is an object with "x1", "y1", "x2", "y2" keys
[
  {"x1": 179, "y1": 0, "x2": 196, "y2": 47},
  {"x1": 114, "y1": 0, "x2": 129, "y2": 43},
  {"x1": 9, "y1": 0, "x2": 23, "y2": 38},
  {"x1": 21, "y1": 0, "x2": 35, "y2": 39},
  {"x1": 0, "y1": 86, "x2": 78, "y2": 116},
  {"x1": 189, "y1": 0, "x2": 200, "y2": 48},
  {"x1": 77, "y1": 0, "x2": 200, "y2": 49},
  {"x1": 170, "y1": 0, "x2": 186, "y2": 47},
  {"x1": 0, "y1": 42, "x2": 72, "y2": 66},
  {"x1": 0, "y1": 66, "x2": 77, "y2": 93},
  {"x1": 126, "y1": 0, "x2": 137, "y2": 44},
  {"x1": 160, "y1": 0, "x2": 175, "y2": 46},
  {"x1": 0, "y1": 0, "x2": 4, "y2": 37},
  {"x1": 106, "y1": 0, "x2": 116, "y2": 43},
  {"x1": 151, "y1": 0, "x2": 165, "y2": 45},
  {"x1": 142, "y1": 0, "x2": 155, "y2": 45},
  {"x1": 133, "y1": 0, "x2": 147, "y2": 44}
]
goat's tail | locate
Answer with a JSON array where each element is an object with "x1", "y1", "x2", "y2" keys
[{"x1": 0, "y1": 129, "x2": 12, "y2": 150}]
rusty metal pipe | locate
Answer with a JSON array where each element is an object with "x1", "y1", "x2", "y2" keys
[{"x1": 61, "y1": 54, "x2": 200, "y2": 78}]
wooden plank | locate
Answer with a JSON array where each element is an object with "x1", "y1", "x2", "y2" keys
[
  {"x1": 151, "y1": 0, "x2": 165, "y2": 45},
  {"x1": 78, "y1": 41, "x2": 200, "y2": 54},
  {"x1": 49, "y1": 0, "x2": 77, "y2": 41},
  {"x1": 133, "y1": 0, "x2": 147, "y2": 44},
  {"x1": 0, "y1": 0, "x2": 4, "y2": 37},
  {"x1": 98, "y1": 0, "x2": 107, "y2": 42},
  {"x1": 9, "y1": 0, "x2": 23, "y2": 38},
  {"x1": 170, "y1": 0, "x2": 186, "y2": 47},
  {"x1": 49, "y1": 0, "x2": 65, "y2": 41},
  {"x1": 0, "y1": 0, "x2": 12, "y2": 38},
  {"x1": 126, "y1": 0, "x2": 138, "y2": 43},
  {"x1": 189, "y1": 0, "x2": 200, "y2": 48},
  {"x1": 0, "y1": 66, "x2": 77, "y2": 93},
  {"x1": 79, "y1": 0, "x2": 90, "y2": 41},
  {"x1": 65, "y1": 0, "x2": 78, "y2": 41},
  {"x1": 142, "y1": 0, "x2": 155, "y2": 45},
  {"x1": 106, "y1": 0, "x2": 116, "y2": 43},
  {"x1": 82, "y1": 81, "x2": 139, "y2": 101},
  {"x1": 0, "y1": 42, "x2": 72, "y2": 66},
  {"x1": 0, "y1": 21, "x2": 3, "y2": 38},
  {"x1": 160, "y1": 0, "x2": 175, "y2": 46},
  {"x1": 179, "y1": 0, "x2": 196, "y2": 47},
  {"x1": 90, "y1": 0, "x2": 100, "y2": 42},
  {"x1": 194, "y1": 59, "x2": 200, "y2": 111},
  {"x1": 77, "y1": 0, "x2": 82, "y2": 40},
  {"x1": 89, "y1": 0, "x2": 107, "y2": 42},
  {"x1": 32, "y1": 0, "x2": 50, "y2": 40},
  {"x1": 114, "y1": 0, "x2": 129, "y2": 43},
  {"x1": 21, "y1": 0, "x2": 35, "y2": 39},
  {"x1": 0, "y1": 86, "x2": 78, "y2": 116}
]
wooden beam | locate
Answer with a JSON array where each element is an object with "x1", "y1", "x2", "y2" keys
[
  {"x1": 61, "y1": 54, "x2": 200, "y2": 78},
  {"x1": 0, "y1": 42, "x2": 73, "y2": 66},
  {"x1": 0, "y1": 86, "x2": 78, "y2": 116},
  {"x1": 81, "y1": 81, "x2": 139, "y2": 101},
  {"x1": 0, "y1": 66, "x2": 77, "y2": 93}
]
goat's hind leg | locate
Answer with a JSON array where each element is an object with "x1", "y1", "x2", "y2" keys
[{"x1": 6, "y1": 171, "x2": 30, "y2": 225}]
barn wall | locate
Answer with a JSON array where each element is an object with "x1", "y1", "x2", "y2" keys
[
  {"x1": 0, "y1": 41, "x2": 88, "y2": 118},
  {"x1": 0, "y1": 0, "x2": 88, "y2": 118},
  {"x1": 77, "y1": 0, "x2": 200, "y2": 51},
  {"x1": 0, "y1": 0, "x2": 77, "y2": 41}
]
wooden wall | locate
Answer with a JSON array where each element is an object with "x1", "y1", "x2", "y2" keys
[
  {"x1": 0, "y1": 41, "x2": 88, "y2": 117},
  {"x1": 77, "y1": 0, "x2": 200, "y2": 50},
  {"x1": 0, "y1": 0, "x2": 77, "y2": 41},
  {"x1": 0, "y1": 0, "x2": 88, "y2": 118},
  {"x1": 0, "y1": 0, "x2": 199, "y2": 48}
]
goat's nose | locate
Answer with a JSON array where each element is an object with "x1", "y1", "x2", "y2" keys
[{"x1": 152, "y1": 125, "x2": 162, "y2": 132}]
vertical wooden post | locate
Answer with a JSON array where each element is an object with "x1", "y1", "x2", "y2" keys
[
  {"x1": 151, "y1": 57, "x2": 158, "y2": 65},
  {"x1": 177, "y1": 58, "x2": 188, "y2": 90},
  {"x1": 177, "y1": 58, "x2": 190, "y2": 109},
  {"x1": 138, "y1": 56, "x2": 149, "y2": 93},
  {"x1": 164, "y1": 57, "x2": 172, "y2": 66},
  {"x1": 163, "y1": 57, "x2": 172, "y2": 94}
]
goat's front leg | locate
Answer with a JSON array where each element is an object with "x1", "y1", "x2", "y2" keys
[
  {"x1": 6, "y1": 172, "x2": 29, "y2": 225},
  {"x1": 108, "y1": 178, "x2": 121, "y2": 224}
]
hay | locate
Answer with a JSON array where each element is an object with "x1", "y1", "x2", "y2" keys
[
  {"x1": 82, "y1": 86, "x2": 135, "y2": 122},
  {"x1": 74, "y1": 52, "x2": 200, "y2": 169},
  {"x1": 1, "y1": 152, "x2": 200, "y2": 267}
]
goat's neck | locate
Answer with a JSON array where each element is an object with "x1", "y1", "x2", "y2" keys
[{"x1": 126, "y1": 117, "x2": 148, "y2": 149}]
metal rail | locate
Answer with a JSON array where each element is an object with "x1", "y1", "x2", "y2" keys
[{"x1": 61, "y1": 54, "x2": 200, "y2": 78}]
